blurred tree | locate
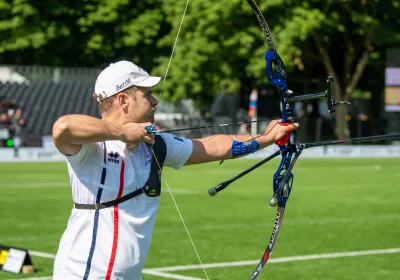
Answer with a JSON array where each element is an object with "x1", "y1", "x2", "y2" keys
[
  {"x1": 154, "y1": 0, "x2": 400, "y2": 139},
  {"x1": 280, "y1": 0, "x2": 400, "y2": 139},
  {"x1": 152, "y1": 0, "x2": 284, "y2": 105},
  {"x1": 1, "y1": 0, "x2": 399, "y2": 138},
  {"x1": 0, "y1": 0, "x2": 168, "y2": 70}
]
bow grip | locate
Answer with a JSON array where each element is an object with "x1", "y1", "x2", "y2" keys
[{"x1": 274, "y1": 122, "x2": 291, "y2": 146}]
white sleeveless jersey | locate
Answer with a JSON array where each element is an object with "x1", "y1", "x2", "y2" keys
[{"x1": 53, "y1": 134, "x2": 192, "y2": 280}]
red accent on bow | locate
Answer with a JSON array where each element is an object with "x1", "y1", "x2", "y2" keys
[{"x1": 274, "y1": 122, "x2": 292, "y2": 146}]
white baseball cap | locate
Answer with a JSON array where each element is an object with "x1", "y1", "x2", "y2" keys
[{"x1": 94, "y1": 60, "x2": 161, "y2": 102}]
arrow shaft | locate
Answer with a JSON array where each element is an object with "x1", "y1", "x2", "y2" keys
[
  {"x1": 303, "y1": 133, "x2": 400, "y2": 149},
  {"x1": 163, "y1": 120, "x2": 262, "y2": 133}
]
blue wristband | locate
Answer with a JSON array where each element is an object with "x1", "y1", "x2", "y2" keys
[{"x1": 231, "y1": 140, "x2": 260, "y2": 158}]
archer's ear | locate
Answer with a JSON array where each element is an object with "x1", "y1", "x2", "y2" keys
[{"x1": 114, "y1": 92, "x2": 127, "y2": 110}]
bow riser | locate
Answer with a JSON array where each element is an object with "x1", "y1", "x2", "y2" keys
[
  {"x1": 273, "y1": 148, "x2": 294, "y2": 207},
  {"x1": 266, "y1": 50, "x2": 296, "y2": 208},
  {"x1": 265, "y1": 51, "x2": 291, "y2": 123}
]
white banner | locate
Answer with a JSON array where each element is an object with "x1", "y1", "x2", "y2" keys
[
  {"x1": 0, "y1": 147, "x2": 64, "y2": 162},
  {"x1": 243, "y1": 145, "x2": 400, "y2": 159},
  {"x1": 0, "y1": 145, "x2": 400, "y2": 163}
]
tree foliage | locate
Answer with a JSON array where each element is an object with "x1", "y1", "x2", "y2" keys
[
  {"x1": 0, "y1": 0, "x2": 168, "y2": 68},
  {"x1": 1, "y1": 0, "x2": 400, "y2": 137}
]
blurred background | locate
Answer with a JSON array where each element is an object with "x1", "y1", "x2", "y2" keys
[
  {"x1": 0, "y1": 0, "x2": 400, "y2": 279},
  {"x1": 0, "y1": 0, "x2": 400, "y2": 152}
]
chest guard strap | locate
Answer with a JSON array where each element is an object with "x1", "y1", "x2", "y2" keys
[{"x1": 75, "y1": 136, "x2": 167, "y2": 210}]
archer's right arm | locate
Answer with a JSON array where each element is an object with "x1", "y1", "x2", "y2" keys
[{"x1": 52, "y1": 114, "x2": 154, "y2": 156}]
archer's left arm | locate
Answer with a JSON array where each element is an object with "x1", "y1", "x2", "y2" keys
[{"x1": 185, "y1": 120, "x2": 299, "y2": 165}]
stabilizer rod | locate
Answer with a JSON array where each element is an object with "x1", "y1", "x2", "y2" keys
[{"x1": 209, "y1": 150, "x2": 281, "y2": 196}]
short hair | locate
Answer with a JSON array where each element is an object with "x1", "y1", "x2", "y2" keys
[{"x1": 94, "y1": 86, "x2": 138, "y2": 115}]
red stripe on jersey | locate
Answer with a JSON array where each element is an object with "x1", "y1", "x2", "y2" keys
[{"x1": 106, "y1": 160, "x2": 125, "y2": 280}]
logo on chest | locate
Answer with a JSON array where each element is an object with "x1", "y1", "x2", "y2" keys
[
  {"x1": 107, "y1": 151, "x2": 120, "y2": 163},
  {"x1": 145, "y1": 154, "x2": 151, "y2": 166}
]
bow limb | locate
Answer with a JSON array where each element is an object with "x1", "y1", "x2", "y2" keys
[{"x1": 245, "y1": 1, "x2": 298, "y2": 279}]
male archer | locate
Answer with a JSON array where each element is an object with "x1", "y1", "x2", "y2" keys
[{"x1": 52, "y1": 60, "x2": 299, "y2": 280}]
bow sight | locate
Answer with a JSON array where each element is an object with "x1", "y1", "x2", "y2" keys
[
  {"x1": 266, "y1": 48, "x2": 350, "y2": 123},
  {"x1": 284, "y1": 76, "x2": 351, "y2": 115}
]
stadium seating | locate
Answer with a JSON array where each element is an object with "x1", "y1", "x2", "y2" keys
[
  {"x1": 0, "y1": 80, "x2": 242, "y2": 140},
  {"x1": 0, "y1": 81, "x2": 98, "y2": 135}
]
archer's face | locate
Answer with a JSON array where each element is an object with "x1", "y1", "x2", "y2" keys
[{"x1": 129, "y1": 87, "x2": 158, "y2": 123}]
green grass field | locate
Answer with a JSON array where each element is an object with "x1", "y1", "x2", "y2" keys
[{"x1": 0, "y1": 158, "x2": 400, "y2": 280}]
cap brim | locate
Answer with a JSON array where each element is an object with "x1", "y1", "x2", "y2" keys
[{"x1": 135, "y1": 76, "x2": 161, "y2": 87}]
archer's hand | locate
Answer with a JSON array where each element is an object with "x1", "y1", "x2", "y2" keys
[
  {"x1": 265, "y1": 119, "x2": 299, "y2": 143},
  {"x1": 121, "y1": 122, "x2": 155, "y2": 150}
]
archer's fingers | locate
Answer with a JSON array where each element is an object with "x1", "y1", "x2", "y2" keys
[
  {"x1": 147, "y1": 133, "x2": 155, "y2": 141},
  {"x1": 126, "y1": 143, "x2": 139, "y2": 150},
  {"x1": 285, "y1": 123, "x2": 299, "y2": 132},
  {"x1": 143, "y1": 135, "x2": 155, "y2": 145}
]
